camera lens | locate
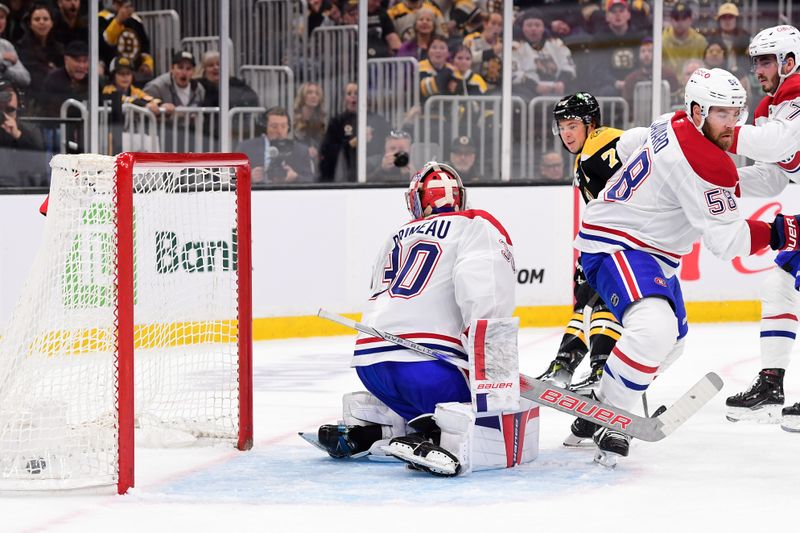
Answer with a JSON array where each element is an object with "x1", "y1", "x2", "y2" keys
[{"x1": 393, "y1": 151, "x2": 409, "y2": 167}]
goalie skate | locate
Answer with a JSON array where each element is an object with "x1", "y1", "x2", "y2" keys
[
  {"x1": 384, "y1": 435, "x2": 460, "y2": 476},
  {"x1": 298, "y1": 428, "x2": 370, "y2": 459}
]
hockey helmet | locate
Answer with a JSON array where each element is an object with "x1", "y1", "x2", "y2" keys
[
  {"x1": 684, "y1": 68, "x2": 747, "y2": 129},
  {"x1": 551, "y1": 92, "x2": 601, "y2": 136},
  {"x1": 406, "y1": 161, "x2": 466, "y2": 220},
  {"x1": 749, "y1": 25, "x2": 800, "y2": 87}
]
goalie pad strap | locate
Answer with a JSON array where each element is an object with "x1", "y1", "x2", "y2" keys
[{"x1": 342, "y1": 391, "x2": 407, "y2": 439}]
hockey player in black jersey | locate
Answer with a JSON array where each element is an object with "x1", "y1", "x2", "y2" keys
[{"x1": 536, "y1": 93, "x2": 625, "y2": 396}]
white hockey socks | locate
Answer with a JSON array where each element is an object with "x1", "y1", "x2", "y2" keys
[
  {"x1": 760, "y1": 268, "x2": 800, "y2": 370},
  {"x1": 600, "y1": 298, "x2": 678, "y2": 411}
]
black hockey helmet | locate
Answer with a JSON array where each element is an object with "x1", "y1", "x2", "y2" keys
[{"x1": 551, "y1": 92, "x2": 601, "y2": 136}]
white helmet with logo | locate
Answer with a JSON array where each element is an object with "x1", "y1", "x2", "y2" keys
[
  {"x1": 749, "y1": 25, "x2": 800, "y2": 85},
  {"x1": 684, "y1": 67, "x2": 747, "y2": 129}
]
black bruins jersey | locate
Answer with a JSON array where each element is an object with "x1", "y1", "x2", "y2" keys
[{"x1": 573, "y1": 126, "x2": 624, "y2": 203}]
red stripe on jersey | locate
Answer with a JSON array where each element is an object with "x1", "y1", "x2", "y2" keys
[
  {"x1": 473, "y1": 320, "x2": 488, "y2": 380},
  {"x1": 772, "y1": 73, "x2": 800, "y2": 105},
  {"x1": 613, "y1": 251, "x2": 641, "y2": 300},
  {"x1": 671, "y1": 111, "x2": 738, "y2": 188},
  {"x1": 612, "y1": 346, "x2": 659, "y2": 374},
  {"x1": 355, "y1": 332, "x2": 463, "y2": 345},
  {"x1": 763, "y1": 313, "x2": 799, "y2": 321},
  {"x1": 427, "y1": 209, "x2": 513, "y2": 245},
  {"x1": 582, "y1": 221, "x2": 682, "y2": 260}
]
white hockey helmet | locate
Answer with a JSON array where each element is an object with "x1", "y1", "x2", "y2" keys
[
  {"x1": 749, "y1": 25, "x2": 800, "y2": 85},
  {"x1": 684, "y1": 68, "x2": 747, "y2": 129},
  {"x1": 406, "y1": 161, "x2": 466, "y2": 220}
]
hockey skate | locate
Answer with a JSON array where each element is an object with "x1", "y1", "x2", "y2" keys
[
  {"x1": 537, "y1": 351, "x2": 583, "y2": 389},
  {"x1": 300, "y1": 424, "x2": 381, "y2": 459},
  {"x1": 592, "y1": 427, "x2": 631, "y2": 468},
  {"x1": 725, "y1": 369, "x2": 785, "y2": 423},
  {"x1": 385, "y1": 435, "x2": 460, "y2": 476},
  {"x1": 563, "y1": 416, "x2": 599, "y2": 448},
  {"x1": 569, "y1": 361, "x2": 605, "y2": 396},
  {"x1": 781, "y1": 402, "x2": 800, "y2": 433}
]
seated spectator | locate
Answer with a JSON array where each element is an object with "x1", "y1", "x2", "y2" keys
[
  {"x1": 367, "y1": 0, "x2": 401, "y2": 58},
  {"x1": 197, "y1": 50, "x2": 258, "y2": 108},
  {"x1": 419, "y1": 35, "x2": 457, "y2": 100},
  {"x1": 143, "y1": 51, "x2": 205, "y2": 115},
  {"x1": 673, "y1": 56, "x2": 705, "y2": 105},
  {"x1": 41, "y1": 39, "x2": 87, "y2": 117},
  {"x1": 99, "y1": 1, "x2": 154, "y2": 84},
  {"x1": 463, "y1": 11, "x2": 502, "y2": 93},
  {"x1": 396, "y1": 7, "x2": 439, "y2": 60},
  {"x1": 102, "y1": 56, "x2": 160, "y2": 113},
  {"x1": 622, "y1": 37, "x2": 679, "y2": 111},
  {"x1": 450, "y1": 45, "x2": 487, "y2": 95},
  {"x1": 52, "y1": 0, "x2": 87, "y2": 45},
  {"x1": 703, "y1": 41, "x2": 727, "y2": 69},
  {"x1": 0, "y1": 3, "x2": 30, "y2": 87},
  {"x1": 388, "y1": 0, "x2": 445, "y2": 42},
  {"x1": 1, "y1": 0, "x2": 28, "y2": 43},
  {"x1": 662, "y1": 1, "x2": 707, "y2": 77},
  {"x1": 447, "y1": 134, "x2": 483, "y2": 181},
  {"x1": 17, "y1": 1, "x2": 63, "y2": 109},
  {"x1": 319, "y1": 82, "x2": 390, "y2": 182},
  {"x1": 537, "y1": 150, "x2": 569, "y2": 183},
  {"x1": 0, "y1": 79, "x2": 47, "y2": 186},
  {"x1": 293, "y1": 82, "x2": 326, "y2": 160},
  {"x1": 443, "y1": 0, "x2": 482, "y2": 44},
  {"x1": 367, "y1": 129, "x2": 413, "y2": 181},
  {"x1": 584, "y1": 0, "x2": 648, "y2": 97},
  {"x1": 235, "y1": 106, "x2": 314, "y2": 184},
  {"x1": 706, "y1": 3, "x2": 750, "y2": 78},
  {"x1": 306, "y1": 0, "x2": 339, "y2": 36},
  {"x1": 511, "y1": 8, "x2": 576, "y2": 100}
]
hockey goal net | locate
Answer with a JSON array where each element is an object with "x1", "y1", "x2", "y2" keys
[{"x1": 0, "y1": 153, "x2": 252, "y2": 494}]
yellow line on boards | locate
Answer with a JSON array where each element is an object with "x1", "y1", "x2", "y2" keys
[{"x1": 252, "y1": 301, "x2": 762, "y2": 341}]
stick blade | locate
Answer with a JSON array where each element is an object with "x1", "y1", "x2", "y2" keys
[{"x1": 652, "y1": 372, "x2": 724, "y2": 439}]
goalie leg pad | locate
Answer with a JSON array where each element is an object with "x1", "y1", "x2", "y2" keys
[
  {"x1": 434, "y1": 399, "x2": 539, "y2": 475},
  {"x1": 760, "y1": 268, "x2": 800, "y2": 369},
  {"x1": 342, "y1": 391, "x2": 407, "y2": 439},
  {"x1": 466, "y1": 317, "x2": 521, "y2": 413}
]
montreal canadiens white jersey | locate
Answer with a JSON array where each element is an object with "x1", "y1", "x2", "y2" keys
[
  {"x1": 352, "y1": 209, "x2": 516, "y2": 367},
  {"x1": 575, "y1": 111, "x2": 757, "y2": 277},
  {"x1": 734, "y1": 74, "x2": 800, "y2": 197}
]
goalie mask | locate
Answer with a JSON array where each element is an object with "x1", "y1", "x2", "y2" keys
[
  {"x1": 684, "y1": 68, "x2": 747, "y2": 130},
  {"x1": 406, "y1": 161, "x2": 466, "y2": 220}
]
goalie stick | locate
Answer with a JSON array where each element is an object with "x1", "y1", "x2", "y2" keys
[{"x1": 318, "y1": 308, "x2": 723, "y2": 442}]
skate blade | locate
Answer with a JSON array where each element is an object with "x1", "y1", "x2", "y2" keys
[
  {"x1": 593, "y1": 449, "x2": 621, "y2": 468},
  {"x1": 563, "y1": 434, "x2": 594, "y2": 448},
  {"x1": 781, "y1": 416, "x2": 800, "y2": 433},
  {"x1": 725, "y1": 405, "x2": 783, "y2": 424},
  {"x1": 298, "y1": 432, "x2": 370, "y2": 459}
]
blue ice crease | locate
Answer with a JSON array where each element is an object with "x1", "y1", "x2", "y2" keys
[{"x1": 150, "y1": 444, "x2": 625, "y2": 505}]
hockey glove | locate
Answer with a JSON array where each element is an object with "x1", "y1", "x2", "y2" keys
[{"x1": 771, "y1": 214, "x2": 800, "y2": 251}]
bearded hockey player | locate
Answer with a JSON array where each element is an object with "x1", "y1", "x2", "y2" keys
[
  {"x1": 314, "y1": 161, "x2": 539, "y2": 476},
  {"x1": 722, "y1": 25, "x2": 800, "y2": 432},
  {"x1": 573, "y1": 67, "x2": 800, "y2": 465}
]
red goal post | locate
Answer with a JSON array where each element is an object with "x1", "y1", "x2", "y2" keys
[{"x1": 0, "y1": 153, "x2": 252, "y2": 494}]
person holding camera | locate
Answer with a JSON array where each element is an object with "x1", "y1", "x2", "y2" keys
[
  {"x1": 0, "y1": 80, "x2": 47, "y2": 186},
  {"x1": 367, "y1": 130, "x2": 413, "y2": 182},
  {"x1": 235, "y1": 106, "x2": 314, "y2": 184}
]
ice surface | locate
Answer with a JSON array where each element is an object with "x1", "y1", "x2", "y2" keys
[{"x1": 2, "y1": 324, "x2": 798, "y2": 531}]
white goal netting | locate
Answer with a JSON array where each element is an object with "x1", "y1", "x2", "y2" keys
[{"x1": 0, "y1": 154, "x2": 250, "y2": 491}]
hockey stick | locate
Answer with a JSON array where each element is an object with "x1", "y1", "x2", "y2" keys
[{"x1": 318, "y1": 309, "x2": 723, "y2": 442}]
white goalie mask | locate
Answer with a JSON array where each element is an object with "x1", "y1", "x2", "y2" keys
[
  {"x1": 749, "y1": 25, "x2": 800, "y2": 90},
  {"x1": 684, "y1": 68, "x2": 748, "y2": 130}
]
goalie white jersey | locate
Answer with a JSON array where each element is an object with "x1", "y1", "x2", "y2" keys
[
  {"x1": 352, "y1": 210, "x2": 516, "y2": 367},
  {"x1": 575, "y1": 111, "x2": 762, "y2": 277}
]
